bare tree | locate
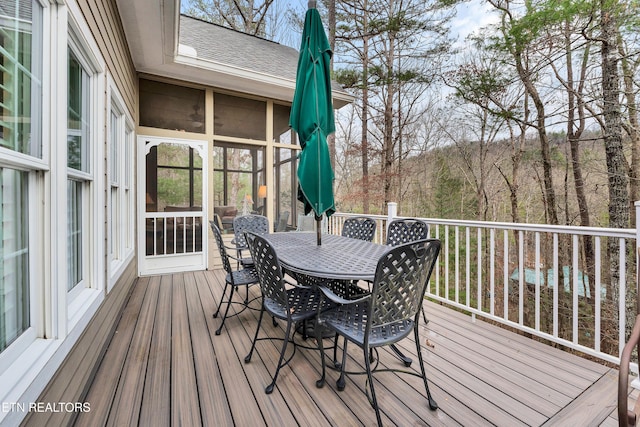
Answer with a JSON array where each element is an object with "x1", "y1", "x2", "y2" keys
[{"x1": 487, "y1": 0, "x2": 560, "y2": 225}]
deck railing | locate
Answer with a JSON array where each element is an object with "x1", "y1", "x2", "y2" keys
[{"x1": 327, "y1": 202, "x2": 640, "y2": 370}]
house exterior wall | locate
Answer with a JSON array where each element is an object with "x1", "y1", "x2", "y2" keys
[
  {"x1": 78, "y1": 0, "x2": 137, "y2": 115},
  {"x1": 0, "y1": 0, "x2": 137, "y2": 425}
]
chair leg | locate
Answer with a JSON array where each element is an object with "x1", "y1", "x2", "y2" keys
[
  {"x1": 265, "y1": 320, "x2": 293, "y2": 394},
  {"x1": 336, "y1": 338, "x2": 348, "y2": 391},
  {"x1": 390, "y1": 343, "x2": 412, "y2": 367},
  {"x1": 316, "y1": 324, "x2": 327, "y2": 388},
  {"x1": 364, "y1": 346, "x2": 383, "y2": 427},
  {"x1": 213, "y1": 280, "x2": 231, "y2": 318},
  {"x1": 215, "y1": 284, "x2": 237, "y2": 335},
  {"x1": 414, "y1": 325, "x2": 438, "y2": 410},
  {"x1": 245, "y1": 305, "x2": 265, "y2": 363},
  {"x1": 332, "y1": 333, "x2": 341, "y2": 367}
]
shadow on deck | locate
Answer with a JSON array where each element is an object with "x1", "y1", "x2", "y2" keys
[{"x1": 70, "y1": 269, "x2": 622, "y2": 426}]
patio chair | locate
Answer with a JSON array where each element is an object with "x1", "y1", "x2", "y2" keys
[
  {"x1": 253, "y1": 205, "x2": 265, "y2": 216},
  {"x1": 244, "y1": 232, "x2": 336, "y2": 394},
  {"x1": 336, "y1": 215, "x2": 377, "y2": 299},
  {"x1": 386, "y1": 218, "x2": 429, "y2": 246},
  {"x1": 210, "y1": 222, "x2": 260, "y2": 335},
  {"x1": 233, "y1": 214, "x2": 269, "y2": 266},
  {"x1": 385, "y1": 217, "x2": 430, "y2": 366},
  {"x1": 342, "y1": 216, "x2": 377, "y2": 242},
  {"x1": 274, "y1": 210, "x2": 290, "y2": 232},
  {"x1": 296, "y1": 214, "x2": 316, "y2": 231},
  {"x1": 315, "y1": 239, "x2": 441, "y2": 427}
]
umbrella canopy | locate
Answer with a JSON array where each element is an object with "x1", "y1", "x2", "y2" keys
[{"x1": 290, "y1": 4, "x2": 336, "y2": 235}]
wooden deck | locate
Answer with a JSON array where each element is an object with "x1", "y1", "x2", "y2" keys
[{"x1": 73, "y1": 269, "x2": 624, "y2": 426}]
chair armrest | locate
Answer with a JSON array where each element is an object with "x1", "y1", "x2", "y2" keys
[
  {"x1": 317, "y1": 284, "x2": 370, "y2": 305},
  {"x1": 284, "y1": 278, "x2": 305, "y2": 288},
  {"x1": 225, "y1": 252, "x2": 246, "y2": 263},
  {"x1": 619, "y1": 313, "x2": 640, "y2": 426}
]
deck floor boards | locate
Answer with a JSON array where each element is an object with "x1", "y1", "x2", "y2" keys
[{"x1": 75, "y1": 269, "x2": 623, "y2": 426}]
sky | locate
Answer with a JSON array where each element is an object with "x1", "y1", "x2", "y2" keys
[
  {"x1": 452, "y1": 0, "x2": 499, "y2": 43},
  {"x1": 179, "y1": 0, "x2": 499, "y2": 48}
]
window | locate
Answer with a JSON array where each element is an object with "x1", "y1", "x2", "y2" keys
[
  {"x1": 109, "y1": 110, "x2": 120, "y2": 262},
  {"x1": 124, "y1": 124, "x2": 133, "y2": 251},
  {"x1": 0, "y1": 0, "x2": 43, "y2": 158},
  {"x1": 108, "y1": 85, "x2": 134, "y2": 277},
  {"x1": 274, "y1": 147, "x2": 297, "y2": 226},
  {"x1": 0, "y1": 168, "x2": 29, "y2": 353},
  {"x1": 213, "y1": 143, "x2": 264, "y2": 208},
  {"x1": 0, "y1": 0, "x2": 42, "y2": 354},
  {"x1": 66, "y1": 42, "x2": 93, "y2": 296}
]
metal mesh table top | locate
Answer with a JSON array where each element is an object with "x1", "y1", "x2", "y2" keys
[{"x1": 263, "y1": 232, "x2": 390, "y2": 281}]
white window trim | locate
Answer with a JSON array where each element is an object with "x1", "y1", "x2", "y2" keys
[
  {"x1": 55, "y1": 0, "x2": 105, "y2": 335},
  {"x1": 107, "y1": 77, "x2": 135, "y2": 290},
  {"x1": 0, "y1": 0, "x2": 49, "y2": 374}
]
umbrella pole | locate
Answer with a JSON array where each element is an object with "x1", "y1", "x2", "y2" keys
[{"x1": 316, "y1": 218, "x2": 322, "y2": 245}]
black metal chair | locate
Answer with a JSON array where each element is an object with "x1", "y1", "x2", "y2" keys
[
  {"x1": 244, "y1": 232, "x2": 336, "y2": 394},
  {"x1": 210, "y1": 222, "x2": 260, "y2": 336},
  {"x1": 337, "y1": 215, "x2": 377, "y2": 297},
  {"x1": 385, "y1": 217, "x2": 431, "y2": 365},
  {"x1": 386, "y1": 218, "x2": 429, "y2": 246},
  {"x1": 342, "y1": 216, "x2": 377, "y2": 242},
  {"x1": 315, "y1": 239, "x2": 441, "y2": 427},
  {"x1": 233, "y1": 214, "x2": 269, "y2": 266}
]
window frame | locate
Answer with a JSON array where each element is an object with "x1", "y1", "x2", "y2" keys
[
  {"x1": 107, "y1": 78, "x2": 135, "y2": 289},
  {"x1": 63, "y1": 3, "x2": 105, "y2": 324},
  {"x1": 0, "y1": 0, "x2": 47, "y2": 376}
]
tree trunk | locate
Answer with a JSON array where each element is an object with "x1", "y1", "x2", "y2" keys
[
  {"x1": 382, "y1": 2, "x2": 396, "y2": 208},
  {"x1": 601, "y1": 5, "x2": 629, "y2": 231},
  {"x1": 618, "y1": 32, "x2": 639, "y2": 226},
  {"x1": 600, "y1": 0, "x2": 629, "y2": 348},
  {"x1": 514, "y1": 52, "x2": 559, "y2": 225},
  {"x1": 563, "y1": 20, "x2": 595, "y2": 286},
  {"x1": 361, "y1": 0, "x2": 370, "y2": 214}
]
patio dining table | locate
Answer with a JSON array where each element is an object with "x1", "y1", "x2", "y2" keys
[
  {"x1": 262, "y1": 231, "x2": 419, "y2": 367},
  {"x1": 262, "y1": 232, "x2": 389, "y2": 281}
]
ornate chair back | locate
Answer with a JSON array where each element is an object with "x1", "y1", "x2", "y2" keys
[
  {"x1": 210, "y1": 221, "x2": 233, "y2": 275},
  {"x1": 233, "y1": 214, "x2": 269, "y2": 249},
  {"x1": 245, "y1": 232, "x2": 289, "y2": 310},
  {"x1": 386, "y1": 218, "x2": 429, "y2": 247},
  {"x1": 369, "y1": 239, "x2": 440, "y2": 331},
  {"x1": 342, "y1": 217, "x2": 377, "y2": 242}
]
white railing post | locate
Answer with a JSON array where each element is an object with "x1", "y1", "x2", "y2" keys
[{"x1": 387, "y1": 202, "x2": 397, "y2": 229}]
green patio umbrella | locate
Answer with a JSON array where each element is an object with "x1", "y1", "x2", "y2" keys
[{"x1": 290, "y1": 0, "x2": 336, "y2": 245}]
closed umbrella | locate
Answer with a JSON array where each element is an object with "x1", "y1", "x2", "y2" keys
[{"x1": 290, "y1": 0, "x2": 336, "y2": 245}]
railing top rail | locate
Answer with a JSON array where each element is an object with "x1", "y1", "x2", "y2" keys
[{"x1": 331, "y1": 212, "x2": 635, "y2": 239}]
